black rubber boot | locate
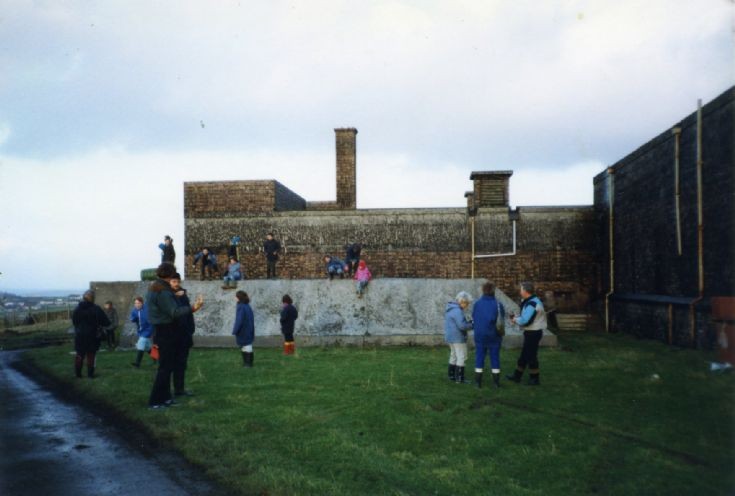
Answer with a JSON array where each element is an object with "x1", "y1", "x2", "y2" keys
[
  {"x1": 506, "y1": 369, "x2": 523, "y2": 383},
  {"x1": 474, "y1": 371, "x2": 483, "y2": 388},
  {"x1": 87, "y1": 366, "x2": 95, "y2": 379},
  {"x1": 245, "y1": 352, "x2": 254, "y2": 368},
  {"x1": 527, "y1": 373, "x2": 540, "y2": 386},
  {"x1": 492, "y1": 373, "x2": 501, "y2": 388},
  {"x1": 456, "y1": 366, "x2": 469, "y2": 384},
  {"x1": 75, "y1": 364, "x2": 82, "y2": 378},
  {"x1": 131, "y1": 350, "x2": 144, "y2": 368},
  {"x1": 448, "y1": 364, "x2": 456, "y2": 381},
  {"x1": 329, "y1": 273, "x2": 334, "y2": 280},
  {"x1": 241, "y1": 351, "x2": 248, "y2": 366}
]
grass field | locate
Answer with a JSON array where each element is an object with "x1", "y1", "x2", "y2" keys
[
  {"x1": 23, "y1": 332, "x2": 735, "y2": 496},
  {"x1": 0, "y1": 319, "x2": 72, "y2": 350}
]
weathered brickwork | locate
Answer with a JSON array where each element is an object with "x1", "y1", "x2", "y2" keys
[
  {"x1": 184, "y1": 206, "x2": 598, "y2": 311},
  {"x1": 594, "y1": 86, "x2": 734, "y2": 346},
  {"x1": 184, "y1": 180, "x2": 306, "y2": 218},
  {"x1": 335, "y1": 128, "x2": 357, "y2": 209}
]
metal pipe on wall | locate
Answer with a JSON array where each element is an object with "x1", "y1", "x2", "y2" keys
[
  {"x1": 471, "y1": 216, "x2": 476, "y2": 279},
  {"x1": 473, "y1": 221, "x2": 517, "y2": 258},
  {"x1": 605, "y1": 167, "x2": 616, "y2": 333},
  {"x1": 690, "y1": 99, "x2": 705, "y2": 346},
  {"x1": 672, "y1": 126, "x2": 683, "y2": 255}
]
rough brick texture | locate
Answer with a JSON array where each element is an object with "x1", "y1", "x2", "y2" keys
[
  {"x1": 594, "y1": 86, "x2": 734, "y2": 346},
  {"x1": 184, "y1": 180, "x2": 305, "y2": 218},
  {"x1": 471, "y1": 171, "x2": 512, "y2": 207},
  {"x1": 184, "y1": 206, "x2": 598, "y2": 311},
  {"x1": 335, "y1": 128, "x2": 357, "y2": 209}
]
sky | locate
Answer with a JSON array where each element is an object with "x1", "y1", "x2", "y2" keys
[{"x1": 0, "y1": 0, "x2": 732, "y2": 294}]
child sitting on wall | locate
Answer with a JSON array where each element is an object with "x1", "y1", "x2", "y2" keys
[
  {"x1": 222, "y1": 257, "x2": 243, "y2": 289},
  {"x1": 324, "y1": 255, "x2": 346, "y2": 280},
  {"x1": 354, "y1": 260, "x2": 372, "y2": 298}
]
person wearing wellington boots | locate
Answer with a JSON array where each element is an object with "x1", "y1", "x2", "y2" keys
[
  {"x1": 146, "y1": 263, "x2": 203, "y2": 409},
  {"x1": 72, "y1": 290, "x2": 110, "y2": 379},
  {"x1": 472, "y1": 281, "x2": 505, "y2": 388},
  {"x1": 444, "y1": 291, "x2": 474, "y2": 384},
  {"x1": 280, "y1": 294, "x2": 298, "y2": 355},
  {"x1": 233, "y1": 290, "x2": 255, "y2": 367},
  {"x1": 507, "y1": 281, "x2": 546, "y2": 386},
  {"x1": 130, "y1": 296, "x2": 154, "y2": 368}
]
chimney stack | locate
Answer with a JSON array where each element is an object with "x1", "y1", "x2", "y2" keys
[
  {"x1": 470, "y1": 171, "x2": 513, "y2": 208},
  {"x1": 335, "y1": 128, "x2": 357, "y2": 209}
]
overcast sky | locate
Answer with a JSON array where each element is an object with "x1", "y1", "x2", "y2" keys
[{"x1": 0, "y1": 0, "x2": 732, "y2": 293}]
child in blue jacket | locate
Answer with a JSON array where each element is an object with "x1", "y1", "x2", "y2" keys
[
  {"x1": 130, "y1": 296, "x2": 154, "y2": 368},
  {"x1": 232, "y1": 291, "x2": 255, "y2": 367}
]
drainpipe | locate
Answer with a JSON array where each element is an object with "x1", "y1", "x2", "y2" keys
[
  {"x1": 605, "y1": 167, "x2": 615, "y2": 333},
  {"x1": 690, "y1": 99, "x2": 705, "y2": 346},
  {"x1": 672, "y1": 126, "x2": 682, "y2": 256},
  {"x1": 471, "y1": 216, "x2": 476, "y2": 279},
  {"x1": 474, "y1": 219, "x2": 517, "y2": 258}
]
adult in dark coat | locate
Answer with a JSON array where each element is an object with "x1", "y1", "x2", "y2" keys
[
  {"x1": 280, "y1": 294, "x2": 298, "y2": 355},
  {"x1": 160, "y1": 235, "x2": 176, "y2": 264},
  {"x1": 263, "y1": 233, "x2": 281, "y2": 279},
  {"x1": 146, "y1": 263, "x2": 203, "y2": 409},
  {"x1": 72, "y1": 290, "x2": 110, "y2": 378},
  {"x1": 171, "y1": 273, "x2": 199, "y2": 397},
  {"x1": 232, "y1": 291, "x2": 255, "y2": 367}
]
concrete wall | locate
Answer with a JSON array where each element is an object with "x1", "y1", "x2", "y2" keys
[
  {"x1": 593, "y1": 86, "x2": 734, "y2": 346},
  {"x1": 96, "y1": 278, "x2": 556, "y2": 349}
]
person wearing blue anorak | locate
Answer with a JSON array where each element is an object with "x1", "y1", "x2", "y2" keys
[
  {"x1": 507, "y1": 281, "x2": 547, "y2": 386},
  {"x1": 444, "y1": 291, "x2": 474, "y2": 384},
  {"x1": 233, "y1": 290, "x2": 255, "y2": 367},
  {"x1": 222, "y1": 256, "x2": 243, "y2": 289},
  {"x1": 472, "y1": 282, "x2": 505, "y2": 389},
  {"x1": 130, "y1": 296, "x2": 154, "y2": 368},
  {"x1": 323, "y1": 255, "x2": 346, "y2": 280}
]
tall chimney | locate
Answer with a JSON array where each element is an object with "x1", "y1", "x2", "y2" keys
[{"x1": 335, "y1": 128, "x2": 357, "y2": 209}]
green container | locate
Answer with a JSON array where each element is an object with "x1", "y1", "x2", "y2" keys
[{"x1": 140, "y1": 268, "x2": 158, "y2": 281}]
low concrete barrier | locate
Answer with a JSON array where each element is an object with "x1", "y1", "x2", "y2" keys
[{"x1": 91, "y1": 279, "x2": 557, "y2": 348}]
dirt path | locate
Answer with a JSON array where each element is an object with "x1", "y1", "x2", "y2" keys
[{"x1": 0, "y1": 351, "x2": 221, "y2": 496}]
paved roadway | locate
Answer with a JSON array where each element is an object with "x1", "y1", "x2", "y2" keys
[{"x1": 0, "y1": 351, "x2": 219, "y2": 496}]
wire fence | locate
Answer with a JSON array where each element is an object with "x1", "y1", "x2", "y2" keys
[{"x1": 1, "y1": 306, "x2": 74, "y2": 330}]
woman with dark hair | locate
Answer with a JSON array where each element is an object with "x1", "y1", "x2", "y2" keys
[
  {"x1": 146, "y1": 262, "x2": 203, "y2": 409},
  {"x1": 72, "y1": 290, "x2": 110, "y2": 378},
  {"x1": 280, "y1": 294, "x2": 298, "y2": 355},
  {"x1": 232, "y1": 290, "x2": 255, "y2": 367}
]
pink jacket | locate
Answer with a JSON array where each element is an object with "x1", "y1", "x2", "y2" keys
[{"x1": 354, "y1": 266, "x2": 372, "y2": 282}]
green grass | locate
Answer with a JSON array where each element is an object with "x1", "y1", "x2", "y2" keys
[
  {"x1": 24, "y1": 332, "x2": 735, "y2": 496},
  {"x1": 1, "y1": 319, "x2": 72, "y2": 350}
]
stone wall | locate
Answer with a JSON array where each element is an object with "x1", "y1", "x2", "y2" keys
[
  {"x1": 96, "y1": 279, "x2": 556, "y2": 349},
  {"x1": 184, "y1": 206, "x2": 598, "y2": 311},
  {"x1": 594, "y1": 86, "x2": 734, "y2": 346}
]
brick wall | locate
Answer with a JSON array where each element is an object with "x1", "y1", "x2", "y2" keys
[
  {"x1": 184, "y1": 206, "x2": 598, "y2": 311},
  {"x1": 184, "y1": 180, "x2": 306, "y2": 218},
  {"x1": 594, "y1": 86, "x2": 734, "y2": 346}
]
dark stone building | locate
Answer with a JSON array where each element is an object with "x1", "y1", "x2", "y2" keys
[{"x1": 594, "y1": 87, "x2": 734, "y2": 346}]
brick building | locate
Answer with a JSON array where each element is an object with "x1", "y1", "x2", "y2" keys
[
  {"x1": 183, "y1": 86, "x2": 734, "y2": 334},
  {"x1": 594, "y1": 87, "x2": 734, "y2": 346},
  {"x1": 184, "y1": 130, "x2": 597, "y2": 312}
]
